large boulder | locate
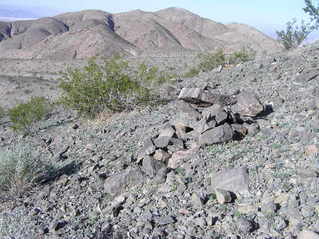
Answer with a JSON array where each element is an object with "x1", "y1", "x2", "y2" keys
[
  {"x1": 199, "y1": 123, "x2": 234, "y2": 146},
  {"x1": 104, "y1": 168, "x2": 145, "y2": 196},
  {"x1": 142, "y1": 156, "x2": 167, "y2": 178},
  {"x1": 231, "y1": 91, "x2": 264, "y2": 117},
  {"x1": 202, "y1": 104, "x2": 229, "y2": 125}
]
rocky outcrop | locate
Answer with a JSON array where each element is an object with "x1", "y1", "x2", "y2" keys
[{"x1": 138, "y1": 86, "x2": 264, "y2": 170}]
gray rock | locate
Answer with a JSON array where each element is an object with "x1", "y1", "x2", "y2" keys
[
  {"x1": 215, "y1": 188, "x2": 232, "y2": 204},
  {"x1": 231, "y1": 91, "x2": 264, "y2": 117},
  {"x1": 191, "y1": 192, "x2": 203, "y2": 208},
  {"x1": 138, "y1": 138, "x2": 156, "y2": 160},
  {"x1": 154, "y1": 136, "x2": 172, "y2": 148},
  {"x1": 155, "y1": 216, "x2": 176, "y2": 226},
  {"x1": 273, "y1": 216, "x2": 288, "y2": 232},
  {"x1": 159, "y1": 125, "x2": 176, "y2": 138},
  {"x1": 211, "y1": 167, "x2": 249, "y2": 195},
  {"x1": 167, "y1": 138, "x2": 185, "y2": 153},
  {"x1": 261, "y1": 201, "x2": 278, "y2": 215},
  {"x1": 142, "y1": 156, "x2": 166, "y2": 178},
  {"x1": 167, "y1": 146, "x2": 198, "y2": 169},
  {"x1": 178, "y1": 88, "x2": 213, "y2": 105},
  {"x1": 176, "y1": 101, "x2": 202, "y2": 120},
  {"x1": 237, "y1": 217, "x2": 255, "y2": 234},
  {"x1": 202, "y1": 104, "x2": 229, "y2": 125},
  {"x1": 298, "y1": 230, "x2": 319, "y2": 239},
  {"x1": 153, "y1": 125, "x2": 176, "y2": 148},
  {"x1": 199, "y1": 123, "x2": 234, "y2": 146},
  {"x1": 153, "y1": 149, "x2": 171, "y2": 162},
  {"x1": 194, "y1": 118, "x2": 217, "y2": 134},
  {"x1": 104, "y1": 168, "x2": 145, "y2": 195}
]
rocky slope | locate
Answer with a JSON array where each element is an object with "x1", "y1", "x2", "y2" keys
[
  {"x1": 0, "y1": 39, "x2": 318, "y2": 239},
  {"x1": 0, "y1": 8, "x2": 283, "y2": 59}
]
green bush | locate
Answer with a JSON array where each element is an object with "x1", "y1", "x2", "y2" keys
[
  {"x1": 183, "y1": 49, "x2": 254, "y2": 77},
  {"x1": 276, "y1": 18, "x2": 313, "y2": 50},
  {"x1": 136, "y1": 63, "x2": 172, "y2": 86},
  {"x1": 58, "y1": 56, "x2": 165, "y2": 117},
  {"x1": 183, "y1": 67, "x2": 200, "y2": 78},
  {"x1": 198, "y1": 49, "x2": 226, "y2": 72},
  {"x1": 0, "y1": 145, "x2": 46, "y2": 193},
  {"x1": 228, "y1": 48, "x2": 252, "y2": 64},
  {"x1": 9, "y1": 97, "x2": 50, "y2": 134}
]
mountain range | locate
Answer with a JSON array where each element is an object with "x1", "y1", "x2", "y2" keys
[{"x1": 0, "y1": 7, "x2": 284, "y2": 59}]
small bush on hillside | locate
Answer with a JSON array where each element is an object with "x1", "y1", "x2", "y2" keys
[
  {"x1": 9, "y1": 97, "x2": 51, "y2": 134},
  {"x1": 276, "y1": 18, "x2": 313, "y2": 50},
  {"x1": 198, "y1": 49, "x2": 226, "y2": 72},
  {"x1": 59, "y1": 56, "x2": 167, "y2": 117},
  {"x1": 183, "y1": 49, "x2": 254, "y2": 77},
  {"x1": 183, "y1": 67, "x2": 200, "y2": 78},
  {"x1": 304, "y1": 0, "x2": 319, "y2": 28},
  {"x1": 0, "y1": 145, "x2": 46, "y2": 193},
  {"x1": 228, "y1": 48, "x2": 252, "y2": 64},
  {"x1": 137, "y1": 63, "x2": 173, "y2": 86}
]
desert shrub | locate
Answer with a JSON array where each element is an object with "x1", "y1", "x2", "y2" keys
[
  {"x1": 198, "y1": 49, "x2": 226, "y2": 72},
  {"x1": 0, "y1": 145, "x2": 47, "y2": 193},
  {"x1": 228, "y1": 48, "x2": 253, "y2": 64},
  {"x1": 137, "y1": 62, "x2": 175, "y2": 86},
  {"x1": 276, "y1": 18, "x2": 313, "y2": 50},
  {"x1": 183, "y1": 67, "x2": 200, "y2": 78},
  {"x1": 304, "y1": 0, "x2": 319, "y2": 28},
  {"x1": 59, "y1": 56, "x2": 164, "y2": 117},
  {"x1": 183, "y1": 49, "x2": 254, "y2": 77},
  {"x1": 8, "y1": 97, "x2": 51, "y2": 134}
]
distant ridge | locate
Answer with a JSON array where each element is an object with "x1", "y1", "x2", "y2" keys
[{"x1": 0, "y1": 7, "x2": 284, "y2": 59}]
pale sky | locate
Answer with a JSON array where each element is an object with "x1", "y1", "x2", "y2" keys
[{"x1": 1, "y1": 0, "x2": 317, "y2": 38}]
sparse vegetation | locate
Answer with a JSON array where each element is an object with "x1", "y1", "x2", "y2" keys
[
  {"x1": 136, "y1": 62, "x2": 173, "y2": 86},
  {"x1": 304, "y1": 0, "x2": 319, "y2": 28},
  {"x1": 183, "y1": 48, "x2": 254, "y2": 77},
  {"x1": 58, "y1": 56, "x2": 171, "y2": 117},
  {"x1": 8, "y1": 97, "x2": 51, "y2": 134},
  {"x1": 198, "y1": 49, "x2": 226, "y2": 72},
  {"x1": 276, "y1": 18, "x2": 313, "y2": 50},
  {"x1": 0, "y1": 145, "x2": 47, "y2": 194},
  {"x1": 228, "y1": 48, "x2": 252, "y2": 64},
  {"x1": 183, "y1": 67, "x2": 200, "y2": 78}
]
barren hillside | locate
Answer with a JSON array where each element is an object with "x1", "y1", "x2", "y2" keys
[{"x1": 0, "y1": 8, "x2": 284, "y2": 59}]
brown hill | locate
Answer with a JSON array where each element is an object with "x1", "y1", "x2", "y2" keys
[{"x1": 0, "y1": 8, "x2": 284, "y2": 59}]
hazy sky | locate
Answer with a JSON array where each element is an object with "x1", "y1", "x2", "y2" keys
[{"x1": 1, "y1": 0, "x2": 315, "y2": 37}]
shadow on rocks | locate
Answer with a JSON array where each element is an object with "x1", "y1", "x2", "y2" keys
[{"x1": 36, "y1": 160, "x2": 80, "y2": 184}]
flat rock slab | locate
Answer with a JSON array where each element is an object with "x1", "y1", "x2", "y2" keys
[
  {"x1": 211, "y1": 167, "x2": 249, "y2": 195},
  {"x1": 231, "y1": 91, "x2": 264, "y2": 117},
  {"x1": 178, "y1": 87, "x2": 216, "y2": 105},
  {"x1": 199, "y1": 123, "x2": 234, "y2": 146},
  {"x1": 104, "y1": 168, "x2": 145, "y2": 196}
]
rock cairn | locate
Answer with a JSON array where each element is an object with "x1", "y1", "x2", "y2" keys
[{"x1": 138, "y1": 86, "x2": 264, "y2": 171}]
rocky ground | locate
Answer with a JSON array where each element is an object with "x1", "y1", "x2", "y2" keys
[{"x1": 0, "y1": 42, "x2": 319, "y2": 239}]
